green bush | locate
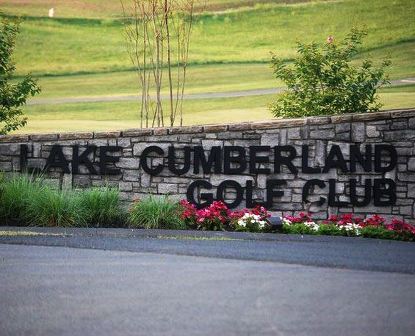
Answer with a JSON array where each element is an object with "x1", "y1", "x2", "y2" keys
[
  {"x1": 269, "y1": 28, "x2": 390, "y2": 118},
  {"x1": 79, "y1": 187, "x2": 127, "y2": 228},
  {"x1": 129, "y1": 196, "x2": 185, "y2": 230},
  {"x1": 0, "y1": 16, "x2": 40, "y2": 134}
]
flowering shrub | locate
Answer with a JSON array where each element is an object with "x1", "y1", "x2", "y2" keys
[
  {"x1": 179, "y1": 201, "x2": 271, "y2": 232},
  {"x1": 283, "y1": 213, "x2": 415, "y2": 241}
]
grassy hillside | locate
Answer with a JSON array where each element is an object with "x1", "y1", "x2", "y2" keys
[
  {"x1": 0, "y1": 0, "x2": 310, "y2": 18},
  {"x1": 0, "y1": 0, "x2": 413, "y2": 133},
  {"x1": 8, "y1": 0, "x2": 415, "y2": 76}
]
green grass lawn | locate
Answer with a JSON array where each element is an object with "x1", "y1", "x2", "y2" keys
[
  {"x1": 8, "y1": 0, "x2": 415, "y2": 76},
  {"x1": 1, "y1": 0, "x2": 413, "y2": 133},
  {"x1": 17, "y1": 85, "x2": 415, "y2": 134}
]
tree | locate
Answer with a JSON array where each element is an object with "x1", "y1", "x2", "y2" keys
[
  {"x1": 0, "y1": 16, "x2": 40, "y2": 135},
  {"x1": 121, "y1": 0, "x2": 200, "y2": 128},
  {"x1": 269, "y1": 28, "x2": 391, "y2": 118}
]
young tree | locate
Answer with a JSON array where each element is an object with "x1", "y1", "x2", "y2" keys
[
  {"x1": 0, "y1": 16, "x2": 40, "y2": 135},
  {"x1": 121, "y1": 0, "x2": 198, "y2": 128},
  {"x1": 269, "y1": 28, "x2": 391, "y2": 118}
]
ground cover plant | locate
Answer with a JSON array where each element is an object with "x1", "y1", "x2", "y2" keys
[{"x1": 0, "y1": 0, "x2": 413, "y2": 132}]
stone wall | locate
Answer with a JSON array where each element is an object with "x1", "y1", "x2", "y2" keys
[{"x1": 1, "y1": 108, "x2": 415, "y2": 221}]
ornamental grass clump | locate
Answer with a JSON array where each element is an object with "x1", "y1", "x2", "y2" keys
[
  {"x1": 0, "y1": 174, "x2": 44, "y2": 226},
  {"x1": 79, "y1": 187, "x2": 127, "y2": 228},
  {"x1": 129, "y1": 196, "x2": 185, "y2": 230},
  {"x1": 23, "y1": 186, "x2": 85, "y2": 227}
]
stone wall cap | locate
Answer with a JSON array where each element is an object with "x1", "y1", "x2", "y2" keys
[
  {"x1": 169, "y1": 126, "x2": 204, "y2": 134},
  {"x1": 59, "y1": 132, "x2": 94, "y2": 140},
  {"x1": 122, "y1": 129, "x2": 153, "y2": 137},
  {"x1": 29, "y1": 133, "x2": 58, "y2": 141},
  {"x1": 0, "y1": 108, "x2": 413, "y2": 142},
  {"x1": 203, "y1": 124, "x2": 229, "y2": 133},
  {"x1": 0, "y1": 134, "x2": 29, "y2": 143},
  {"x1": 94, "y1": 131, "x2": 121, "y2": 139}
]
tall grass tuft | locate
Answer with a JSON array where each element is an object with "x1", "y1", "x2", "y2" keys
[
  {"x1": 129, "y1": 196, "x2": 185, "y2": 230},
  {"x1": 0, "y1": 174, "x2": 44, "y2": 226},
  {"x1": 23, "y1": 187, "x2": 85, "y2": 227},
  {"x1": 79, "y1": 187, "x2": 127, "y2": 227}
]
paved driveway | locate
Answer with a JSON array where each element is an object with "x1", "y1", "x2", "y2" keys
[{"x1": 0, "y1": 232, "x2": 414, "y2": 336}]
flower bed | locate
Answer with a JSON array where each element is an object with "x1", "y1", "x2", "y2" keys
[
  {"x1": 179, "y1": 201, "x2": 415, "y2": 242},
  {"x1": 180, "y1": 200, "x2": 271, "y2": 233},
  {"x1": 1, "y1": 174, "x2": 414, "y2": 242},
  {"x1": 282, "y1": 213, "x2": 415, "y2": 241}
]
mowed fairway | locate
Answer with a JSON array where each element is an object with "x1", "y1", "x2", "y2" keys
[{"x1": 1, "y1": 0, "x2": 414, "y2": 133}]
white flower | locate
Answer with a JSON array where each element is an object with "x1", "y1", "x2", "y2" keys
[
  {"x1": 304, "y1": 221, "x2": 319, "y2": 231},
  {"x1": 282, "y1": 218, "x2": 292, "y2": 226},
  {"x1": 238, "y1": 219, "x2": 246, "y2": 227}
]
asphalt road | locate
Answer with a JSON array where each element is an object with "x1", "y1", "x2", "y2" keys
[
  {"x1": 1, "y1": 230, "x2": 415, "y2": 336},
  {"x1": 27, "y1": 77, "x2": 415, "y2": 106}
]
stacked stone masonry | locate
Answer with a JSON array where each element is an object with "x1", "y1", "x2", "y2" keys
[{"x1": 0, "y1": 109, "x2": 414, "y2": 221}]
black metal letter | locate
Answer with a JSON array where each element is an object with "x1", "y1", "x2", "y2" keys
[
  {"x1": 265, "y1": 179, "x2": 287, "y2": 208},
  {"x1": 186, "y1": 180, "x2": 214, "y2": 209},
  {"x1": 302, "y1": 179, "x2": 326, "y2": 206},
  {"x1": 350, "y1": 145, "x2": 372, "y2": 173},
  {"x1": 72, "y1": 145, "x2": 97, "y2": 174},
  {"x1": 328, "y1": 179, "x2": 349, "y2": 207},
  {"x1": 249, "y1": 146, "x2": 271, "y2": 174},
  {"x1": 217, "y1": 180, "x2": 244, "y2": 208},
  {"x1": 99, "y1": 146, "x2": 122, "y2": 175},
  {"x1": 301, "y1": 145, "x2": 321, "y2": 174},
  {"x1": 274, "y1": 146, "x2": 298, "y2": 174},
  {"x1": 224, "y1": 146, "x2": 247, "y2": 174},
  {"x1": 168, "y1": 146, "x2": 191, "y2": 176},
  {"x1": 193, "y1": 146, "x2": 222, "y2": 174},
  {"x1": 373, "y1": 178, "x2": 397, "y2": 206},
  {"x1": 140, "y1": 146, "x2": 165, "y2": 176},
  {"x1": 350, "y1": 178, "x2": 372, "y2": 206},
  {"x1": 374, "y1": 144, "x2": 398, "y2": 173},
  {"x1": 45, "y1": 145, "x2": 70, "y2": 173},
  {"x1": 323, "y1": 145, "x2": 348, "y2": 173}
]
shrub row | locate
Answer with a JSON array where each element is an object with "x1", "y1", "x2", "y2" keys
[{"x1": 0, "y1": 175, "x2": 414, "y2": 241}]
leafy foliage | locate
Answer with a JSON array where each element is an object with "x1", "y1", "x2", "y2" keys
[
  {"x1": 0, "y1": 16, "x2": 40, "y2": 134},
  {"x1": 269, "y1": 28, "x2": 391, "y2": 118}
]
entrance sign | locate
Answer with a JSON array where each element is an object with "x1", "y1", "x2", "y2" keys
[
  {"x1": 20, "y1": 143, "x2": 398, "y2": 209},
  {"x1": 1, "y1": 109, "x2": 414, "y2": 221}
]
